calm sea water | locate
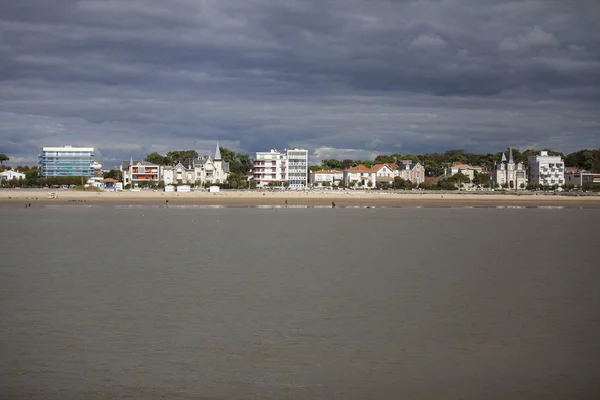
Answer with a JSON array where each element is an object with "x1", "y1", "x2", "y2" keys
[{"x1": 1, "y1": 206, "x2": 599, "y2": 400}]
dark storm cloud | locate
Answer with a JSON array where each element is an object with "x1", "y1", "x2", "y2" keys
[{"x1": 1, "y1": 0, "x2": 599, "y2": 165}]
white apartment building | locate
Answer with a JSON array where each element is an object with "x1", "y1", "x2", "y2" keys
[
  {"x1": 253, "y1": 149, "x2": 287, "y2": 187},
  {"x1": 286, "y1": 149, "x2": 309, "y2": 189},
  {"x1": 252, "y1": 148, "x2": 308, "y2": 189},
  {"x1": 527, "y1": 151, "x2": 565, "y2": 187}
]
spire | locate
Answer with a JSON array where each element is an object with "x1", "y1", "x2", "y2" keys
[
  {"x1": 214, "y1": 142, "x2": 221, "y2": 160},
  {"x1": 130, "y1": 156, "x2": 133, "y2": 166},
  {"x1": 508, "y1": 147, "x2": 514, "y2": 163},
  {"x1": 500, "y1": 152, "x2": 507, "y2": 163}
]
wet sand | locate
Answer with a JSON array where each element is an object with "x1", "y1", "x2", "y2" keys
[{"x1": 1, "y1": 189, "x2": 599, "y2": 208}]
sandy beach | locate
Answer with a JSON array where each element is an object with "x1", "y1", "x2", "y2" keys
[{"x1": 1, "y1": 189, "x2": 599, "y2": 207}]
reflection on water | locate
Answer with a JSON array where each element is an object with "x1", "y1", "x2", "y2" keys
[{"x1": 30, "y1": 204, "x2": 579, "y2": 210}]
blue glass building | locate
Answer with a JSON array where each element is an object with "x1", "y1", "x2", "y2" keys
[{"x1": 38, "y1": 146, "x2": 95, "y2": 177}]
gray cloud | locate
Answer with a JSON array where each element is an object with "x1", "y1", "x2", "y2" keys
[{"x1": 0, "y1": 0, "x2": 599, "y2": 166}]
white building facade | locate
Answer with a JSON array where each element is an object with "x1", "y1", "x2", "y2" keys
[
  {"x1": 193, "y1": 145, "x2": 230, "y2": 186},
  {"x1": 311, "y1": 170, "x2": 343, "y2": 186},
  {"x1": 527, "y1": 151, "x2": 565, "y2": 187},
  {"x1": 343, "y1": 165, "x2": 377, "y2": 187},
  {"x1": 286, "y1": 149, "x2": 308, "y2": 189},
  {"x1": 491, "y1": 149, "x2": 527, "y2": 189},
  {"x1": 0, "y1": 170, "x2": 26, "y2": 182},
  {"x1": 252, "y1": 148, "x2": 308, "y2": 189}
]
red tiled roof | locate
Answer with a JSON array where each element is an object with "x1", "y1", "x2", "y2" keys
[
  {"x1": 372, "y1": 163, "x2": 399, "y2": 171},
  {"x1": 346, "y1": 164, "x2": 375, "y2": 172},
  {"x1": 564, "y1": 166, "x2": 583, "y2": 173}
]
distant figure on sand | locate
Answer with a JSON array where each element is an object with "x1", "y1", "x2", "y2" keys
[
  {"x1": 285, "y1": 200, "x2": 288, "y2": 207},
  {"x1": 332, "y1": 201, "x2": 336, "y2": 208}
]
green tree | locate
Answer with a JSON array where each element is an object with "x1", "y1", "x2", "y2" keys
[
  {"x1": 322, "y1": 159, "x2": 342, "y2": 169},
  {"x1": 0, "y1": 153, "x2": 9, "y2": 165},
  {"x1": 419, "y1": 180, "x2": 435, "y2": 190},
  {"x1": 145, "y1": 152, "x2": 166, "y2": 165},
  {"x1": 103, "y1": 169, "x2": 123, "y2": 181},
  {"x1": 446, "y1": 172, "x2": 471, "y2": 190},
  {"x1": 341, "y1": 159, "x2": 355, "y2": 169},
  {"x1": 24, "y1": 170, "x2": 38, "y2": 187},
  {"x1": 437, "y1": 179, "x2": 458, "y2": 190},
  {"x1": 392, "y1": 176, "x2": 407, "y2": 189},
  {"x1": 444, "y1": 149, "x2": 468, "y2": 164},
  {"x1": 374, "y1": 155, "x2": 395, "y2": 164},
  {"x1": 473, "y1": 171, "x2": 490, "y2": 187},
  {"x1": 166, "y1": 150, "x2": 198, "y2": 165}
]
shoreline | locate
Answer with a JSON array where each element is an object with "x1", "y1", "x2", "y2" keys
[{"x1": 1, "y1": 189, "x2": 599, "y2": 208}]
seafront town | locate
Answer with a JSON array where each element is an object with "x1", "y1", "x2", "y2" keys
[{"x1": 0, "y1": 145, "x2": 599, "y2": 196}]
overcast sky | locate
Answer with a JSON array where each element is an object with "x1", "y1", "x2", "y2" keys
[{"x1": 1, "y1": 0, "x2": 599, "y2": 167}]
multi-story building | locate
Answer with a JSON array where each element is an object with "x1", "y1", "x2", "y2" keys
[
  {"x1": 253, "y1": 149, "x2": 288, "y2": 188},
  {"x1": 343, "y1": 164, "x2": 378, "y2": 187},
  {"x1": 491, "y1": 148, "x2": 527, "y2": 189},
  {"x1": 193, "y1": 144, "x2": 230, "y2": 185},
  {"x1": 396, "y1": 160, "x2": 425, "y2": 185},
  {"x1": 252, "y1": 148, "x2": 308, "y2": 189},
  {"x1": 121, "y1": 159, "x2": 161, "y2": 187},
  {"x1": 373, "y1": 163, "x2": 398, "y2": 186},
  {"x1": 173, "y1": 162, "x2": 195, "y2": 184},
  {"x1": 37, "y1": 146, "x2": 95, "y2": 177},
  {"x1": 527, "y1": 151, "x2": 565, "y2": 187},
  {"x1": 286, "y1": 149, "x2": 309, "y2": 189}
]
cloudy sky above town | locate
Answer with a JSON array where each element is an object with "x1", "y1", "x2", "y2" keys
[{"x1": 1, "y1": 0, "x2": 599, "y2": 167}]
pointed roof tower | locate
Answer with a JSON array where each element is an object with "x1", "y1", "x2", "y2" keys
[
  {"x1": 500, "y1": 152, "x2": 507, "y2": 163},
  {"x1": 214, "y1": 142, "x2": 221, "y2": 160},
  {"x1": 508, "y1": 147, "x2": 514, "y2": 163}
]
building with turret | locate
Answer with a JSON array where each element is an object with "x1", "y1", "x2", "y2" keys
[
  {"x1": 193, "y1": 143, "x2": 230, "y2": 186},
  {"x1": 491, "y1": 148, "x2": 527, "y2": 190}
]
